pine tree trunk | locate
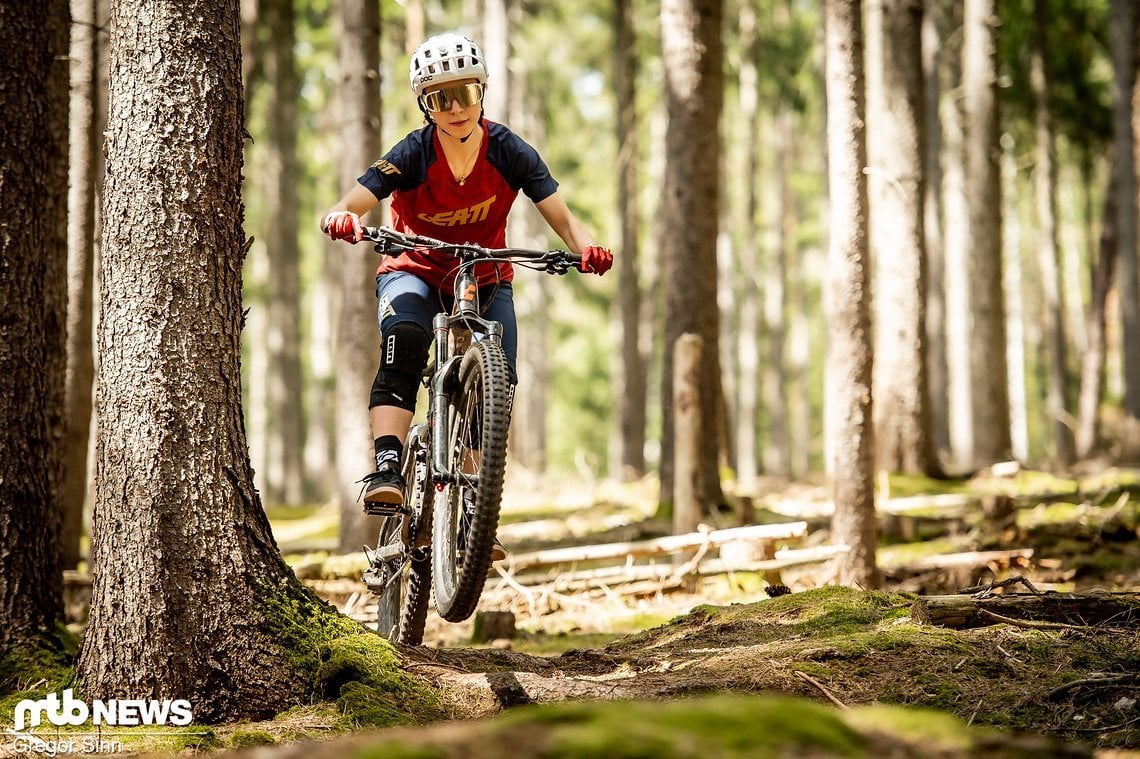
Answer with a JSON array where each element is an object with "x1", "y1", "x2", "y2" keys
[
  {"x1": 613, "y1": 0, "x2": 647, "y2": 480},
  {"x1": 80, "y1": 0, "x2": 305, "y2": 717},
  {"x1": 941, "y1": 0, "x2": 974, "y2": 470},
  {"x1": 1111, "y1": 0, "x2": 1140, "y2": 418},
  {"x1": 764, "y1": 108, "x2": 791, "y2": 478},
  {"x1": 734, "y1": 0, "x2": 760, "y2": 488},
  {"x1": 62, "y1": 0, "x2": 102, "y2": 570},
  {"x1": 660, "y1": 0, "x2": 726, "y2": 512},
  {"x1": 923, "y1": 0, "x2": 950, "y2": 458},
  {"x1": 335, "y1": 0, "x2": 384, "y2": 553},
  {"x1": 0, "y1": 0, "x2": 69, "y2": 650},
  {"x1": 1075, "y1": 170, "x2": 1118, "y2": 458},
  {"x1": 1030, "y1": 0, "x2": 1074, "y2": 465},
  {"x1": 265, "y1": 0, "x2": 305, "y2": 504},
  {"x1": 824, "y1": 0, "x2": 880, "y2": 589},
  {"x1": 963, "y1": 0, "x2": 1011, "y2": 463},
  {"x1": 867, "y1": 0, "x2": 939, "y2": 476}
]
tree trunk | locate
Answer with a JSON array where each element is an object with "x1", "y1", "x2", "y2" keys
[
  {"x1": 867, "y1": 0, "x2": 940, "y2": 477},
  {"x1": 335, "y1": 0, "x2": 384, "y2": 554},
  {"x1": 1030, "y1": 0, "x2": 1074, "y2": 465},
  {"x1": 923, "y1": 0, "x2": 949, "y2": 458},
  {"x1": 1075, "y1": 170, "x2": 1118, "y2": 458},
  {"x1": 61, "y1": 0, "x2": 101, "y2": 570},
  {"x1": 765, "y1": 109, "x2": 792, "y2": 479},
  {"x1": 734, "y1": 1, "x2": 760, "y2": 489},
  {"x1": 659, "y1": 0, "x2": 725, "y2": 512},
  {"x1": 962, "y1": 0, "x2": 1011, "y2": 465},
  {"x1": 482, "y1": 0, "x2": 510, "y2": 122},
  {"x1": 613, "y1": 0, "x2": 647, "y2": 480},
  {"x1": 911, "y1": 591, "x2": 1140, "y2": 629},
  {"x1": 264, "y1": 0, "x2": 305, "y2": 504},
  {"x1": 80, "y1": 0, "x2": 308, "y2": 718},
  {"x1": 824, "y1": 0, "x2": 879, "y2": 589},
  {"x1": 941, "y1": 0, "x2": 974, "y2": 470},
  {"x1": 1110, "y1": 0, "x2": 1140, "y2": 418},
  {"x1": 0, "y1": 0, "x2": 69, "y2": 651}
]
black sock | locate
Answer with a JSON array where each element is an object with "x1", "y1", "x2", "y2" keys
[{"x1": 374, "y1": 435, "x2": 403, "y2": 470}]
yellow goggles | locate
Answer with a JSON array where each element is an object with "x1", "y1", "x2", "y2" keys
[{"x1": 420, "y1": 82, "x2": 484, "y2": 112}]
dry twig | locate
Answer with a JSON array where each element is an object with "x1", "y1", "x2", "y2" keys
[{"x1": 794, "y1": 670, "x2": 849, "y2": 710}]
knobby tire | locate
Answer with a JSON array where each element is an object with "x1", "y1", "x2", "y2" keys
[{"x1": 432, "y1": 340, "x2": 512, "y2": 622}]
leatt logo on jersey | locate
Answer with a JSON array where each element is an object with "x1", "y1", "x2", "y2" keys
[
  {"x1": 372, "y1": 159, "x2": 401, "y2": 175},
  {"x1": 417, "y1": 195, "x2": 496, "y2": 227}
]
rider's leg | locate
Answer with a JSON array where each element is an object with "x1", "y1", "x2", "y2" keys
[{"x1": 362, "y1": 273, "x2": 435, "y2": 505}]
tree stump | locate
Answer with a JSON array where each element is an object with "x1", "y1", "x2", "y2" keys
[{"x1": 471, "y1": 611, "x2": 516, "y2": 643}]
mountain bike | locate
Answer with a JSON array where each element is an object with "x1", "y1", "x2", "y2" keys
[{"x1": 359, "y1": 225, "x2": 581, "y2": 645}]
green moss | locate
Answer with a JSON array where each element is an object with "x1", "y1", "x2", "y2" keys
[
  {"x1": 844, "y1": 704, "x2": 976, "y2": 750},
  {"x1": 0, "y1": 624, "x2": 78, "y2": 720},
  {"x1": 258, "y1": 580, "x2": 446, "y2": 729}
]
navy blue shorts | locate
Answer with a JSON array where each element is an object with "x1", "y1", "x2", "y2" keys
[{"x1": 375, "y1": 271, "x2": 518, "y2": 379}]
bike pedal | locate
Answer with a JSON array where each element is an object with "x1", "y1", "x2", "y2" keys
[
  {"x1": 362, "y1": 567, "x2": 387, "y2": 595},
  {"x1": 364, "y1": 501, "x2": 406, "y2": 517}
]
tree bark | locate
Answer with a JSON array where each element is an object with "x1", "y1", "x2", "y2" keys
[
  {"x1": 962, "y1": 0, "x2": 1011, "y2": 465},
  {"x1": 61, "y1": 0, "x2": 101, "y2": 570},
  {"x1": 80, "y1": 0, "x2": 308, "y2": 718},
  {"x1": 612, "y1": 0, "x2": 647, "y2": 481},
  {"x1": 0, "y1": 0, "x2": 69, "y2": 651},
  {"x1": 1110, "y1": 0, "x2": 1140, "y2": 418},
  {"x1": 733, "y1": 1, "x2": 761, "y2": 488},
  {"x1": 659, "y1": 0, "x2": 725, "y2": 512},
  {"x1": 911, "y1": 591, "x2": 1140, "y2": 629},
  {"x1": 824, "y1": 0, "x2": 879, "y2": 589},
  {"x1": 1030, "y1": 0, "x2": 1074, "y2": 465},
  {"x1": 264, "y1": 0, "x2": 305, "y2": 504},
  {"x1": 923, "y1": 0, "x2": 949, "y2": 458},
  {"x1": 1075, "y1": 169, "x2": 1118, "y2": 458},
  {"x1": 867, "y1": 0, "x2": 940, "y2": 477},
  {"x1": 335, "y1": 0, "x2": 384, "y2": 554}
]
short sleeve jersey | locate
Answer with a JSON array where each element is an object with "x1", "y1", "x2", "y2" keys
[{"x1": 357, "y1": 119, "x2": 558, "y2": 289}]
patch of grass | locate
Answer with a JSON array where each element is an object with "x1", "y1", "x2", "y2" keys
[
  {"x1": 511, "y1": 632, "x2": 624, "y2": 656},
  {"x1": 227, "y1": 729, "x2": 276, "y2": 748}
]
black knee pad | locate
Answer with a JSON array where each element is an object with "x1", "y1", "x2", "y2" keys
[{"x1": 370, "y1": 322, "x2": 431, "y2": 411}]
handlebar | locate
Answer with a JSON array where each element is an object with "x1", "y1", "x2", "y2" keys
[{"x1": 360, "y1": 225, "x2": 582, "y2": 276}]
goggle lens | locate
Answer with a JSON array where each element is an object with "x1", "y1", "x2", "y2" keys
[{"x1": 421, "y1": 82, "x2": 484, "y2": 112}]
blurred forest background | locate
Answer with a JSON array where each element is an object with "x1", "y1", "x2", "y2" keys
[{"x1": 50, "y1": 0, "x2": 1140, "y2": 560}]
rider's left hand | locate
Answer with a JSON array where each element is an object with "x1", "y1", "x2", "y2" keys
[{"x1": 581, "y1": 244, "x2": 613, "y2": 275}]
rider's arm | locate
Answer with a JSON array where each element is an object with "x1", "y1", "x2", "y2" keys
[
  {"x1": 535, "y1": 191, "x2": 613, "y2": 275},
  {"x1": 320, "y1": 183, "x2": 381, "y2": 234},
  {"x1": 534, "y1": 191, "x2": 597, "y2": 256}
]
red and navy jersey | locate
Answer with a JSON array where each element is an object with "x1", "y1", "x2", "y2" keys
[{"x1": 357, "y1": 119, "x2": 559, "y2": 288}]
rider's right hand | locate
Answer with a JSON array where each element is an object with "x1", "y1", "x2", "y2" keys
[{"x1": 323, "y1": 211, "x2": 363, "y2": 243}]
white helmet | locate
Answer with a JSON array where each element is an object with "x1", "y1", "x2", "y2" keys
[{"x1": 409, "y1": 33, "x2": 488, "y2": 97}]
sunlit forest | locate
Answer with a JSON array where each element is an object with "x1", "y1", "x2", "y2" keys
[{"x1": 237, "y1": 0, "x2": 1135, "y2": 509}]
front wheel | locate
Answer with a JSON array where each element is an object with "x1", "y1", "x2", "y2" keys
[{"x1": 432, "y1": 340, "x2": 512, "y2": 622}]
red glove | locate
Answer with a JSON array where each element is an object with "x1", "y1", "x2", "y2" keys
[
  {"x1": 323, "y1": 211, "x2": 362, "y2": 243},
  {"x1": 580, "y1": 244, "x2": 613, "y2": 275}
]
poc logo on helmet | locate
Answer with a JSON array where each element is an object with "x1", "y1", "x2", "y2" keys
[{"x1": 13, "y1": 689, "x2": 194, "y2": 731}]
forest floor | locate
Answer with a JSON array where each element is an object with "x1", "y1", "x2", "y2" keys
[{"x1": 5, "y1": 463, "x2": 1140, "y2": 758}]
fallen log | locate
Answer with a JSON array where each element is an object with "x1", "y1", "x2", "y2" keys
[
  {"x1": 885, "y1": 548, "x2": 1034, "y2": 572},
  {"x1": 910, "y1": 591, "x2": 1140, "y2": 630},
  {"x1": 491, "y1": 545, "x2": 849, "y2": 594},
  {"x1": 504, "y1": 521, "x2": 808, "y2": 571}
]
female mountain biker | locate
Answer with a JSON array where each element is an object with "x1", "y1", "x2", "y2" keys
[{"x1": 320, "y1": 33, "x2": 612, "y2": 556}]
